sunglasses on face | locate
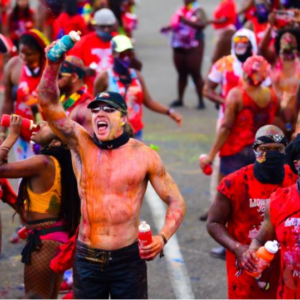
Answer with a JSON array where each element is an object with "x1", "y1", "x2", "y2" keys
[
  {"x1": 58, "y1": 73, "x2": 72, "y2": 80},
  {"x1": 91, "y1": 105, "x2": 118, "y2": 114},
  {"x1": 119, "y1": 50, "x2": 134, "y2": 59},
  {"x1": 234, "y1": 36, "x2": 249, "y2": 44}
]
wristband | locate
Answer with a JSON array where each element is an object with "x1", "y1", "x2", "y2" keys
[
  {"x1": 159, "y1": 233, "x2": 168, "y2": 245},
  {"x1": 167, "y1": 108, "x2": 175, "y2": 115}
]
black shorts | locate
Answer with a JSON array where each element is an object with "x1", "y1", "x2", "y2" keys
[
  {"x1": 220, "y1": 145, "x2": 255, "y2": 176},
  {"x1": 73, "y1": 240, "x2": 148, "y2": 299}
]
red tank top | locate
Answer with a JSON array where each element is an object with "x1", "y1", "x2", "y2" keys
[
  {"x1": 107, "y1": 69, "x2": 144, "y2": 134},
  {"x1": 15, "y1": 64, "x2": 43, "y2": 141},
  {"x1": 218, "y1": 164, "x2": 297, "y2": 299},
  {"x1": 270, "y1": 184, "x2": 300, "y2": 299},
  {"x1": 220, "y1": 88, "x2": 278, "y2": 157}
]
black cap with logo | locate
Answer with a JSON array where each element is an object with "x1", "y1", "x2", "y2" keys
[{"x1": 87, "y1": 91, "x2": 128, "y2": 113}]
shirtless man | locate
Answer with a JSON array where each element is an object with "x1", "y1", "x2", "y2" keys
[{"x1": 38, "y1": 44, "x2": 186, "y2": 299}]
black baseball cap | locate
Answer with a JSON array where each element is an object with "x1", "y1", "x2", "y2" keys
[{"x1": 87, "y1": 91, "x2": 128, "y2": 113}]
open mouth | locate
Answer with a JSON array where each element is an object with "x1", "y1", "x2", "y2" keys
[{"x1": 97, "y1": 120, "x2": 108, "y2": 132}]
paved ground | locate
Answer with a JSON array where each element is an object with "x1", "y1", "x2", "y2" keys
[{"x1": 0, "y1": 0, "x2": 243, "y2": 298}]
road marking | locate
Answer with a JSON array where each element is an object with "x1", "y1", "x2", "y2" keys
[{"x1": 145, "y1": 184, "x2": 195, "y2": 299}]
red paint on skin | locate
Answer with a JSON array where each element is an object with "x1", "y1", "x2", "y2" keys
[{"x1": 39, "y1": 62, "x2": 185, "y2": 250}]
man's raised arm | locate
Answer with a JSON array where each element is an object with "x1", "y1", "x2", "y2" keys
[
  {"x1": 140, "y1": 149, "x2": 186, "y2": 260},
  {"x1": 38, "y1": 46, "x2": 80, "y2": 149}
]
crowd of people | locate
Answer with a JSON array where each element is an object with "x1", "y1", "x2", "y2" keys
[{"x1": 0, "y1": 0, "x2": 300, "y2": 299}]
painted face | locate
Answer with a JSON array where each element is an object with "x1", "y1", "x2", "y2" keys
[
  {"x1": 17, "y1": 0, "x2": 29, "y2": 9},
  {"x1": 234, "y1": 36, "x2": 250, "y2": 55},
  {"x1": 280, "y1": 32, "x2": 297, "y2": 50},
  {"x1": 31, "y1": 121, "x2": 57, "y2": 147},
  {"x1": 91, "y1": 102, "x2": 126, "y2": 141},
  {"x1": 19, "y1": 44, "x2": 40, "y2": 68}
]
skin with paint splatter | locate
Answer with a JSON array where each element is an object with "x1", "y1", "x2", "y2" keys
[{"x1": 38, "y1": 47, "x2": 186, "y2": 257}]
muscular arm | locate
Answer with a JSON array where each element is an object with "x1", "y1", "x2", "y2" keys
[
  {"x1": 207, "y1": 192, "x2": 237, "y2": 252},
  {"x1": 38, "y1": 61, "x2": 81, "y2": 150},
  {"x1": 203, "y1": 79, "x2": 224, "y2": 105},
  {"x1": 208, "y1": 88, "x2": 240, "y2": 161},
  {"x1": 148, "y1": 150, "x2": 186, "y2": 241}
]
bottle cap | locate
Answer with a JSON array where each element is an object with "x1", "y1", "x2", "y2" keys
[
  {"x1": 139, "y1": 221, "x2": 151, "y2": 232},
  {"x1": 69, "y1": 31, "x2": 81, "y2": 42},
  {"x1": 264, "y1": 240, "x2": 279, "y2": 254}
]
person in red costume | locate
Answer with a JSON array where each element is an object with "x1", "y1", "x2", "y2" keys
[
  {"x1": 201, "y1": 55, "x2": 278, "y2": 182},
  {"x1": 6, "y1": 0, "x2": 35, "y2": 48},
  {"x1": 245, "y1": 0, "x2": 274, "y2": 44},
  {"x1": 68, "y1": 8, "x2": 118, "y2": 94},
  {"x1": 242, "y1": 133, "x2": 300, "y2": 299},
  {"x1": 0, "y1": 30, "x2": 49, "y2": 161},
  {"x1": 209, "y1": 0, "x2": 237, "y2": 64},
  {"x1": 52, "y1": 0, "x2": 88, "y2": 41},
  {"x1": 207, "y1": 125, "x2": 297, "y2": 299},
  {"x1": 0, "y1": 178, "x2": 17, "y2": 256}
]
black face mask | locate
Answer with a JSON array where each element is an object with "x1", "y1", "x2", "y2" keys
[
  {"x1": 235, "y1": 44, "x2": 253, "y2": 63},
  {"x1": 253, "y1": 150, "x2": 286, "y2": 184},
  {"x1": 93, "y1": 131, "x2": 129, "y2": 150}
]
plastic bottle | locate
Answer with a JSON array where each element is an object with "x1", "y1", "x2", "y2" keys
[
  {"x1": 1, "y1": 114, "x2": 38, "y2": 132},
  {"x1": 138, "y1": 221, "x2": 153, "y2": 259},
  {"x1": 246, "y1": 240, "x2": 279, "y2": 278},
  {"x1": 199, "y1": 154, "x2": 213, "y2": 176},
  {"x1": 18, "y1": 226, "x2": 28, "y2": 239},
  {"x1": 47, "y1": 31, "x2": 81, "y2": 62}
]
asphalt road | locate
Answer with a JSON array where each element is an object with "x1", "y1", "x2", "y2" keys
[{"x1": 0, "y1": 0, "x2": 243, "y2": 298}]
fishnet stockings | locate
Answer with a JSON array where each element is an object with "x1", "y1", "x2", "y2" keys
[{"x1": 24, "y1": 221, "x2": 64, "y2": 299}]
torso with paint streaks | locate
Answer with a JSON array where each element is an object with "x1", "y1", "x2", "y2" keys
[{"x1": 71, "y1": 133, "x2": 151, "y2": 250}]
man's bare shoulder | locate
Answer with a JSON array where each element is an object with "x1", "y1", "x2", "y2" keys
[{"x1": 126, "y1": 139, "x2": 162, "y2": 168}]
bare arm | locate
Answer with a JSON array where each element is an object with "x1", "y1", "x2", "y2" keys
[
  {"x1": 137, "y1": 71, "x2": 183, "y2": 126},
  {"x1": 139, "y1": 149, "x2": 186, "y2": 260},
  {"x1": 0, "y1": 115, "x2": 53, "y2": 178},
  {"x1": 207, "y1": 89, "x2": 240, "y2": 163},
  {"x1": 180, "y1": 8, "x2": 208, "y2": 30},
  {"x1": 238, "y1": 0, "x2": 254, "y2": 15},
  {"x1": 38, "y1": 52, "x2": 82, "y2": 151},
  {"x1": 93, "y1": 71, "x2": 108, "y2": 96},
  {"x1": 207, "y1": 192, "x2": 249, "y2": 260},
  {"x1": 0, "y1": 57, "x2": 18, "y2": 141},
  {"x1": 258, "y1": 23, "x2": 276, "y2": 64},
  {"x1": 203, "y1": 79, "x2": 225, "y2": 105}
]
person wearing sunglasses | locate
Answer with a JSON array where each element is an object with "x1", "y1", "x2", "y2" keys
[
  {"x1": 94, "y1": 35, "x2": 183, "y2": 141},
  {"x1": 38, "y1": 43, "x2": 186, "y2": 299},
  {"x1": 58, "y1": 56, "x2": 93, "y2": 135}
]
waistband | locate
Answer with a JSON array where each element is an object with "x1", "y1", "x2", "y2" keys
[
  {"x1": 21, "y1": 223, "x2": 67, "y2": 265},
  {"x1": 76, "y1": 239, "x2": 138, "y2": 258},
  {"x1": 27, "y1": 218, "x2": 60, "y2": 225}
]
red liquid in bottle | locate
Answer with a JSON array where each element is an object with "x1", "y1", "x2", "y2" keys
[
  {"x1": 138, "y1": 221, "x2": 152, "y2": 259},
  {"x1": 1, "y1": 114, "x2": 37, "y2": 132},
  {"x1": 18, "y1": 226, "x2": 28, "y2": 239}
]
